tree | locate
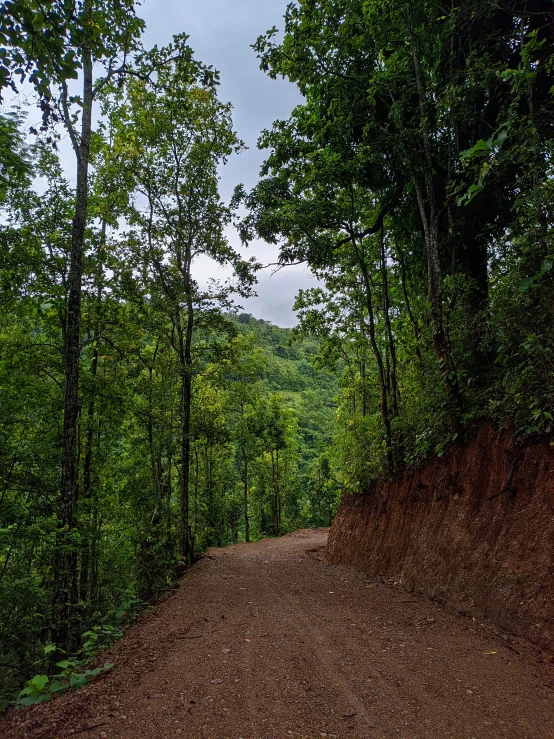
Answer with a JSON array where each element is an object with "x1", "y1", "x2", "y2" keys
[
  {"x1": 112, "y1": 35, "x2": 257, "y2": 561},
  {"x1": 2, "y1": 0, "x2": 553, "y2": 706},
  {"x1": 0, "y1": 112, "x2": 32, "y2": 203},
  {"x1": 250, "y1": 0, "x2": 554, "y2": 439},
  {"x1": 223, "y1": 334, "x2": 266, "y2": 542},
  {"x1": 1, "y1": 0, "x2": 146, "y2": 651}
]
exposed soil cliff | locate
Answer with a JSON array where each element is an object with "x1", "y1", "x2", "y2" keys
[{"x1": 326, "y1": 426, "x2": 554, "y2": 650}]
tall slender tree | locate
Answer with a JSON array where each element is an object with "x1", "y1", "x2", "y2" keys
[{"x1": 112, "y1": 36, "x2": 257, "y2": 561}]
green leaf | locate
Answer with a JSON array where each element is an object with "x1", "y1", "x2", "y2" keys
[
  {"x1": 519, "y1": 276, "x2": 535, "y2": 293},
  {"x1": 470, "y1": 139, "x2": 491, "y2": 153},
  {"x1": 30, "y1": 675, "x2": 49, "y2": 692},
  {"x1": 70, "y1": 674, "x2": 88, "y2": 689},
  {"x1": 56, "y1": 659, "x2": 77, "y2": 669},
  {"x1": 19, "y1": 696, "x2": 40, "y2": 707}
]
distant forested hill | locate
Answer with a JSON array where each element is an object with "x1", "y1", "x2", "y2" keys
[{"x1": 235, "y1": 313, "x2": 338, "y2": 476}]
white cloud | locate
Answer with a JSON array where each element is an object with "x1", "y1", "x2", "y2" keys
[{"x1": 141, "y1": 0, "x2": 315, "y2": 327}]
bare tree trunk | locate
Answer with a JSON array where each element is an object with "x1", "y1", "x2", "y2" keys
[
  {"x1": 194, "y1": 448, "x2": 199, "y2": 538},
  {"x1": 380, "y1": 230, "x2": 404, "y2": 467},
  {"x1": 413, "y1": 173, "x2": 464, "y2": 439},
  {"x1": 177, "y1": 300, "x2": 193, "y2": 564},
  {"x1": 179, "y1": 365, "x2": 192, "y2": 561},
  {"x1": 407, "y1": 2, "x2": 464, "y2": 439},
  {"x1": 317, "y1": 465, "x2": 322, "y2": 523},
  {"x1": 53, "y1": 23, "x2": 93, "y2": 651},
  {"x1": 271, "y1": 449, "x2": 280, "y2": 537},
  {"x1": 147, "y1": 342, "x2": 162, "y2": 515},
  {"x1": 353, "y1": 238, "x2": 394, "y2": 472},
  {"x1": 392, "y1": 236, "x2": 422, "y2": 358},
  {"x1": 79, "y1": 339, "x2": 98, "y2": 609},
  {"x1": 359, "y1": 359, "x2": 367, "y2": 417},
  {"x1": 165, "y1": 446, "x2": 173, "y2": 555},
  {"x1": 243, "y1": 454, "x2": 250, "y2": 543},
  {"x1": 79, "y1": 219, "x2": 105, "y2": 609}
]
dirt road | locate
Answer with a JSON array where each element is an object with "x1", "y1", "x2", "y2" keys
[{"x1": 2, "y1": 530, "x2": 553, "y2": 739}]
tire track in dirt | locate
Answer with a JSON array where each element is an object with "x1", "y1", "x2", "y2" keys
[{"x1": 1, "y1": 529, "x2": 552, "y2": 739}]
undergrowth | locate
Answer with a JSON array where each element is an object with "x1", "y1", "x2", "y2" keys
[{"x1": 0, "y1": 595, "x2": 143, "y2": 711}]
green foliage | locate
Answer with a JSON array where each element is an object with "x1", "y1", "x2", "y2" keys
[
  {"x1": 0, "y1": 0, "x2": 145, "y2": 102},
  {"x1": 1, "y1": 0, "x2": 553, "y2": 713},
  {"x1": 0, "y1": 111, "x2": 31, "y2": 202},
  {"x1": 0, "y1": 111, "x2": 338, "y2": 696},
  {"x1": 238, "y1": 0, "x2": 554, "y2": 486},
  {"x1": 4, "y1": 594, "x2": 138, "y2": 708},
  {"x1": 15, "y1": 661, "x2": 113, "y2": 707}
]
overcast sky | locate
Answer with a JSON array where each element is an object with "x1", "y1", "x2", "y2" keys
[{"x1": 138, "y1": 0, "x2": 314, "y2": 327}]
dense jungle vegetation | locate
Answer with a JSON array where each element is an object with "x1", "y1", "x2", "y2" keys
[{"x1": 0, "y1": 0, "x2": 553, "y2": 707}]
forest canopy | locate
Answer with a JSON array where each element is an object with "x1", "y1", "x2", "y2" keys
[{"x1": 0, "y1": 0, "x2": 553, "y2": 708}]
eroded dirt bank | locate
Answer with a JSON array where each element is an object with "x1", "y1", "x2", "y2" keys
[
  {"x1": 327, "y1": 426, "x2": 554, "y2": 650},
  {"x1": 1, "y1": 529, "x2": 552, "y2": 739}
]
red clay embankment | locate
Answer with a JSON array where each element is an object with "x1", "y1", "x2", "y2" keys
[{"x1": 326, "y1": 426, "x2": 554, "y2": 650}]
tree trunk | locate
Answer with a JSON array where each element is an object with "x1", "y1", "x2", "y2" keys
[
  {"x1": 380, "y1": 231, "x2": 400, "y2": 418},
  {"x1": 272, "y1": 449, "x2": 280, "y2": 537},
  {"x1": 165, "y1": 447, "x2": 174, "y2": 555},
  {"x1": 53, "y1": 29, "x2": 93, "y2": 652},
  {"x1": 79, "y1": 340, "x2": 98, "y2": 609},
  {"x1": 243, "y1": 454, "x2": 250, "y2": 543},
  {"x1": 407, "y1": 3, "x2": 464, "y2": 440},
  {"x1": 379, "y1": 230, "x2": 404, "y2": 467},
  {"x1": 80, "y1": 218, "x2": 106, "y2": 611},
  {"x1": 413, "y1": 175, "x2": 464, "y2": 439},
  {"x1": 392, "y1": 236, "x2": 422, "y2": 359},
  {"x1": 177, "y1": 301, "x2": 193, "y2": 564},
  {"x1": 193, "y1": 448, "x2": 199, "y2": 538},
  {"x1": 179, "y1": 364, "x2": 192, "y2": 561},
  {"x1": 353, "y1": 239, "x2": 394, "y2": 472},
  {"x1": 147, "y1": 343, "x2": 162, "y2": 516},
  {"x1": 359, "y1": 360, "x2": 367, "y2": 417}
]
